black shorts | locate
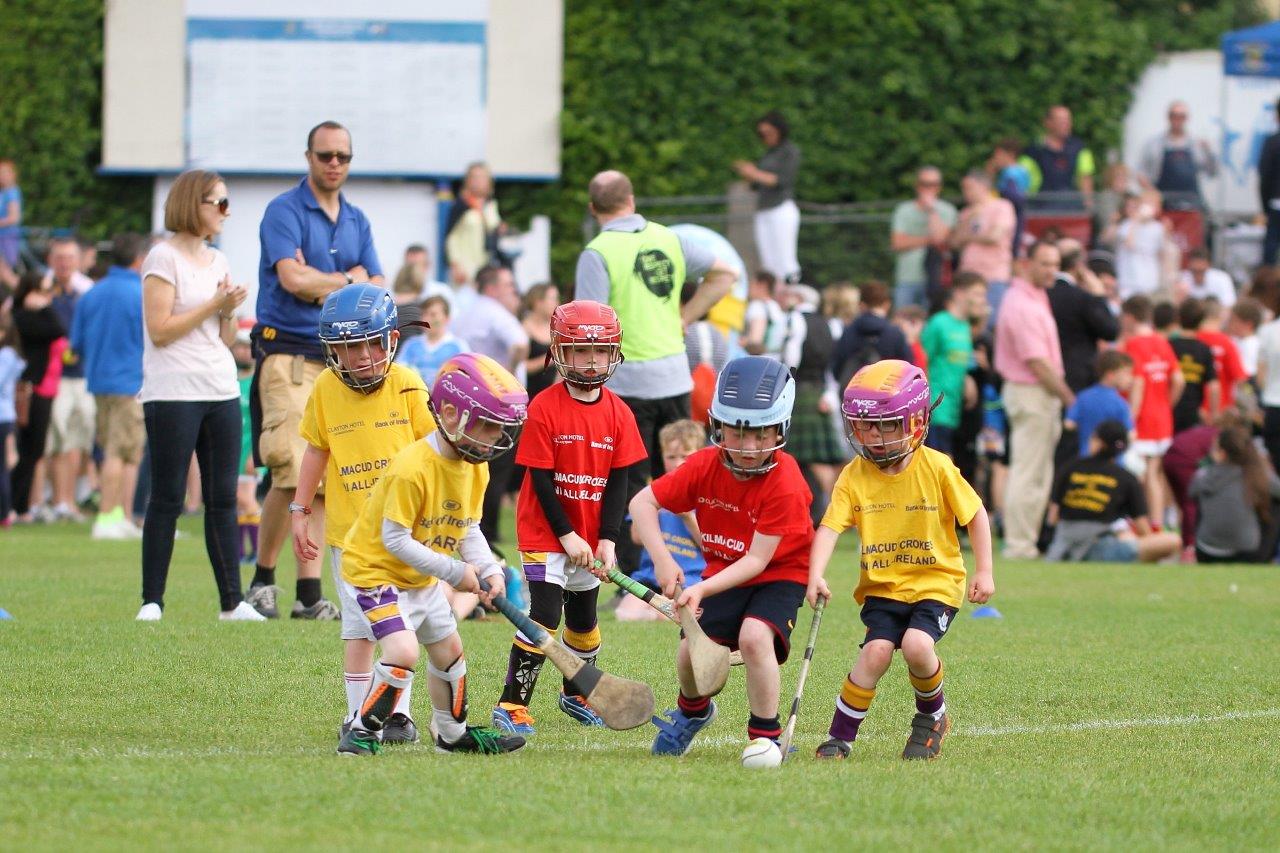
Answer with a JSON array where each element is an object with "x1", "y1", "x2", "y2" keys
[
  {"x1": 695, "y1": 580, "x2": 806, "y2": 663},
  {"x1": 860, "y1": 596, "x2": 957, "y2": 648}
]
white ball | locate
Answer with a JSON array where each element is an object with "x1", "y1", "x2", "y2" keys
[{"x1": 740, "y1": 737, "x2": 783, "y2": 769}]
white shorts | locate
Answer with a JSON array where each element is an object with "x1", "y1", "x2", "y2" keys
[
  {"x1": 521, "y1": 551, "x2": 600, "y2": 593},
  {"x1": 331, "y1": 546, "x2": 372, "y2": 641},
  {"x1": 337, "y1": 570, "x2": 457, "y2": 647},
  {"x1": 1131, "y1": 438, "x2": 1172, "y2": 459}
]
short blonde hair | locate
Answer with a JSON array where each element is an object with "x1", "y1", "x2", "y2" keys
[
  {"x1": 659, "y1": 418, "x2": 705, "y2": 452},
  {"x1": 164, "y1": 170, "x2": 222, "y2": 236}
]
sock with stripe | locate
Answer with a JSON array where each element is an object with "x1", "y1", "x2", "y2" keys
[
  {"x1": 748, "y1": 713, "x2": 782, "y2": 743},
  {"x1": 499, "y1": 637, "x2": 546, "y2": 707},
  {"x1": 909, "y1": 659, "x2": 945, "y2": 719},
  {"x1": 560, "y1": 624, "x2": 602, "y2": 697},
  {"x1": 829, "y1": 676, "x2": 876, "y2": 743},
  {"x1": 678, "y1": 692, "x2": 711, "y2": 720},
  {"x1": 343, "y1": 671, "x2": 372, "y2": 722}
]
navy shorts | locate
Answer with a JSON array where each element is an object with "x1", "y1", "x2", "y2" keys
[
  {"x1": 695, "y1": 580, "x2": 806, "y2": 663},
  {"x1": 860, "y1": 596, "x2": 957, "y2": 648}
]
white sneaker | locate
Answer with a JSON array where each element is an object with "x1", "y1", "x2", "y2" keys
[
  {"x1": 53, "y1": 503, "x2": 84, "y2": 523},
  {"x1": 92, "y1": 517, "x2": 133, "y2": 540},
  {"x1": 219, "y1": 601, "x2": 267, "y2": 622},
  {"x1": 122, "y1": 518, "x2": 144, "y2": 538},
  {"x1": 136, "y1": 603, "x2": 163, "y2": 621}
]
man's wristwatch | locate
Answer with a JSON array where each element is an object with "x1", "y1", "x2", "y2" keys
[{"x1": 288, "y1": 502, "x2": 312, "y2": 515}]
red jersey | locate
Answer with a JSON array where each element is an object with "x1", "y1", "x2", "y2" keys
[
  {"x1": 515, "y1": 383, "x2": 647, "y2": 552},
  {"x1": 1196, "y1": 330, "x2": 1246, "y2": 411},
  {"x1": 649, "y1": 446, "x2": 813, "y2": 586},
  {"x1": 1123, "y1": 333, "x2": 1178, "y2": 441}
]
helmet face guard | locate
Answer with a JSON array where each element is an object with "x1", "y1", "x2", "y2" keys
[
  {"x1": 430, "y1": 353, "x2": 528, "y2": 464},
  {"x1": 549, "y1": 300, "x2": 624, "y2": 388},
  {"x1": 319, "y1": 285, "x2": 400, "y2": 394},
  {"x1": 708, "y1": 356, "x2": 795, "y2": 477},
  {"x1": 841, "y1": 359, "x2": 933, "y2": 469}
]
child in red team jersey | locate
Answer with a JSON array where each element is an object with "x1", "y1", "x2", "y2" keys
[{"x1": 1120, "y1": 295, "x2": 1184, "y2": 529}]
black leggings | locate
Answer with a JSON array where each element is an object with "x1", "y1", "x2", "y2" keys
[
  {"x1": 141, "y1": 398, "x2": 244, "y2": 611},
  {"x1": 0, "y1": 421, "x2": 13, "y2": 520},
  {"x1": 11, "y1": 394, "x2": 53, "y2": 516}
]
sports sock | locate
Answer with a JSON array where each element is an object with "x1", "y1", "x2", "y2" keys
[
  {"x1": 358, "y1": 661, "x2": 414, "y2": 732},
  {"x1": 428, "y1": 655, "x2": 468, "y2": 743},
  {"x1": 909, "y1": 659, "x2": 945, "y2": 718},
  {"x1": 748, "y1": 713, "x2": 782, "y2": 743},
  {"x1": 297, "y1": 577, "x2": 321, "y2": 608},
  {"x1": 829, "y1": 676, "x2": 876, "y2": 742},
  {"x1": 678, "y1": 692, "x2": 711, "y2": 720},
  {"x1": 560, "y1": 624, "x2": 602, "y2": 696},
  {"x1": 394, "y1": 682, "x2": 414, "y2": 718},
  {"x1": 251, "y1": 564, "x2": 275, "y2": 588},
  {"x1": 344, "y1": 671, "x2": 372, "y2": 722},
  {"x1": 499, "y1": 635, "x2": 546, "y2": 706}
]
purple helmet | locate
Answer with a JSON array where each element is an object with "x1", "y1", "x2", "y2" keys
[
  {"x1": 841, "y1": 359, "x2": 934, "y2": 468},
  {"x1": 430, "y1": 353, "x2": 528, "y2": 463}
]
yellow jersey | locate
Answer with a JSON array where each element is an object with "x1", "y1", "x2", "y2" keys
[
  {"x1": 298, "y1": 363, "x2": 433, "y2": 547},
  {"x1": 820, "y1": 447, "x2": 982, "y2": 608},
  {"x1": 341, "y1": 435, "x2": 488, "y2": 590}
]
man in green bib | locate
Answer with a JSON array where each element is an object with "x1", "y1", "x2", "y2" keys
[{"x1": 575, "y1": 170, "x2": 736, "y2": 477}]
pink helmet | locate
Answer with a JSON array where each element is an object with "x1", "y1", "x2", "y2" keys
[
  {"x1": 841, "y1": 359, "x2": 934, "y2": 468},
  {"x1": 430, "y1": 353, "x2": 529, "y2": 463}
]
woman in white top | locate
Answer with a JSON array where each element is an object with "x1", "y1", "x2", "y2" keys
[{"x1": 136, "y1": 170, "x2": 261, "y2": 622}]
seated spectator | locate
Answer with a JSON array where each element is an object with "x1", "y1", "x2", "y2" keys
[
  {"x1": 396, "y1": 295, "x2": 470, "y2": 386},
  {"x1": 1177, "y1": 248, "x2": 1236, "y2": 307},
  {"x1": 1064, "y1": 350, "x2": 1134, "y2": 458},
  {"x1": 829, "y1": 279, "x2": 914, "y2": 388},
  {"x1": 1190, "y1": 424, "x2": 1280, "y2": 563},
  {"x1": 619, "y1": 419, "x2": 705, "y2": 621},
  {"x1": 1045, "y1": 419, "x2": 1181, "y2": 563},
  {"x1": 1162, "y1": 418, "x2": 1221, "y2": 557}
]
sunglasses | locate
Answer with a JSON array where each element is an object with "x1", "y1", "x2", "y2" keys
[
  {"x1": 311, "y1": 150, "x2": 353, "y2": 165},
  {"x1": 917, "y1": 180, "x2": 942, "y2": 188},
  {"x1": 202, "y1": 197, "x2": 230, "y2": 214}
]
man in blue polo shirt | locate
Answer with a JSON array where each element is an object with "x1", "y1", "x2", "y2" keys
[
  {"x1": 248, "y1": 120, "x2": 383, "y2": 620},
  {"x1": 70, "y1": 233, "x2": 147, "y2": 541}
]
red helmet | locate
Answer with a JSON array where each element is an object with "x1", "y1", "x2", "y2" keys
[{"x1": 549, "y1": 300, "x2": 624, "y2": 387}]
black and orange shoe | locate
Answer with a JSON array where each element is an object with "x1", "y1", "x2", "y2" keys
[
  {"x1": 814, "y1": 737, "x2": 852, "y2": 760},
  {"x1": 902, "y1": 712, "x2": 950, "y2": 760}
]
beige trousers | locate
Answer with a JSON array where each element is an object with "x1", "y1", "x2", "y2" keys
[{"x1": 1002, "y1": 382, "x2": 1062, "y2": 556}]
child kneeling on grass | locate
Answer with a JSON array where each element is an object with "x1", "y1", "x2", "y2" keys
[
  {"x1": 337, "y1": 353, "x2": 528, "y2": 756},
  {"x1": 631, "y1": 356, "x2": 814, "y2": 763},
  {"x1": 807, "y1": 359, "x2": 994, "y2": 761}
]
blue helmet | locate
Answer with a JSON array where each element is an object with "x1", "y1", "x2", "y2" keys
[
  {"x1": 708, "y1": 356, "x2": 795, "y2": 476},
  {"x1": 318, "y1": 284, "x2": 399, "y2": 393}
]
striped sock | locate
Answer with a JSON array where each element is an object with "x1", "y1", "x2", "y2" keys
[
  {"x1": 909, "y1": 660, "x2": 945, "y2": 718},
  {"x1": 561, "y1": 624, "x2": 602, "y2": 696},
  {"x1": 344, "y1": 671, "x2": 372, "y2": 722},
  {"x1": 829, "y1": 676, "x2": 875, "y2": 742},
  {"x1": 678, "y1": 692, "x2": 711, "y2": 719},
  {"x1": 748, "y1": 713, "x2": 782, "y2": 743}
]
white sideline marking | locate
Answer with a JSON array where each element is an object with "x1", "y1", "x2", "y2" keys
[{"x1": 4, "y1": 709, "x2": 1276, "y2": 760}]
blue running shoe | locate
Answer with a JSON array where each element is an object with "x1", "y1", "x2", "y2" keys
[
  {"x1": 492, "y1": 703, "x2": 537, "y2": 735},
  {"x1": 558, "y1": 692, "x2": 606, "y2": 727},
  {"x1": 651, "y1": 701, "x2": 717, "y2": 756}
]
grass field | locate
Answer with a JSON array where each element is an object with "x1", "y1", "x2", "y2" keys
[{"x1": 2, "y1": 511, "x2": 1278, "y2": 851}]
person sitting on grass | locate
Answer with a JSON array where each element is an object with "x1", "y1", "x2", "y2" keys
[
  {"x1": 1189, "y1": 424, "x2": 1280, "y2": 564},
  {"x1": 619, "y1": 418, "x2": 706, "y2": 622},
  {"x1": 1045, "y1": 419, "x2": 1181, "y2": 563}
]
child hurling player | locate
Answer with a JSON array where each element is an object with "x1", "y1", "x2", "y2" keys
[
  {"x1": 290, "y1": 285, "x2": 433, "y2": 748},
  {"x1": 808, "y1": 359, "x2": 994, "y2": 761},
  {"x1": 632, "y1": 356, "x2": 815, "y2": 762},
  {"x1": 492, "y1": 301, "x2": 647, "y2": 734},
  {"x1": 337, "y1": 353, "x2": 528, "y2": 756}
]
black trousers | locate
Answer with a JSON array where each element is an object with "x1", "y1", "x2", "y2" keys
[
  {"x1": 141, "y1": 399, "x2": 244, "y2": 611},
  {"x1": 11, "y1": 394, "x2": 53, "y2": 516},
  {"x1": 0, "y1": 421, "x2": 13, "y2": 520}
]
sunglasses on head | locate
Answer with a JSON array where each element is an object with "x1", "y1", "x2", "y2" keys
[
  {"x1": 311, "y1": 150, "x2": 353, "y2": 165},
  {"x1": 202, "y1": 197, "x2": 230, "y2": 214}
]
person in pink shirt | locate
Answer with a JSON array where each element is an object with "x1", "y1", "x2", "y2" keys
[
  {"x1": 994, "y1": 241, "x2": 1075, "y2": 559},
  {"x1": 953, "y1": 171, "x2": 1016, "y2": 317}
]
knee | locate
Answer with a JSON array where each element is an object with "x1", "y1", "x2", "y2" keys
[
  {"x1": 527, "y1": 581, "x2": 564, "y2": 631},
  {"x1": 737, "y1": 619, "x2": 775, "y2": 660},
  {"x1": 382, "y1": 632, "x2": 421, "y2": 669},
  {"x1": 563, "y1": 586, "x2": 599, "y2": 632},
  {"x1": 860, "y1": 640, "x2": 895, "y2": 675},
  {"x1": 899, "y1": 631, "x2": 936, "y2": 670}
]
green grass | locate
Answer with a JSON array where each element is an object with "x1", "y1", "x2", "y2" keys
[{"x1": 2, "y1": 512, "x2": 1278, "y2": 851}]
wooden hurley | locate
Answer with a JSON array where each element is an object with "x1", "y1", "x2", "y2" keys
[
  {"x1": 674, "y1": 583, "x2": 731, "y2": 697},
  {"x1": 606, "y1": 567, "x2": 743, "y2": 666}
]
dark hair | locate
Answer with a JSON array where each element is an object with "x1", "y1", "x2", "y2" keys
[
  {"x1": 757, "y1": 110, "x2": 789, "y2": 141},
  {"x1": 1121, "y1": 295, "x2": 1153, "y2": 323},
  {"x1": 521, "y1": 282, "x2": 557, "y2": 318},
  {"x1": 1231, "y1": 298, "x2": 1264, "y2": 330},
  {"x1": 13, "y1": 270, "x2": 45, "y2": 309},
  {"x1": 1217, "y1": 425, "x2": 1273, "y2": 524},
  {"x1": 952, "y1": 270, "x2": 987, "y2": 291},
  {"x1": 420, "y1": 294, "x2": 450, "y2": 317},
  {"x1": 405, "y1": 243, "x2": 427, "y2": 255},
  {"x1": 475, "y1": 264, "x2": 507, "y2": 293},
  {"x1": 861, "y1": 280, "x2": 890, "y2": 309},
  {"x1": 753, "y1": 270, "x2": 778, "y2": 294},
  {"x1": 1177, "y1": 297, "x2": 1205, "y2": 331},
  {"x1": 1028, "y1": 240, "x2": 1060, "y2": 260},
  {"x1": 1187, "y1": 247, "x2": 1210, "y2": 262},
  {"x1": 1091, "y1": 419, "x2": 1129, "y2": 461},
  {"x1": 1150, "y1": 301, "x2": 1174, "y2": 330},
  {"x1": 1087, "y1": 255, "x2": 1116, "y2": 278},
  {"x1": 995, "y1": 137, "x2": 1022, "y2": 155},
  {"x1": 110, "y1": 232, "x2": 147, "y2": 267},
  {"x1": 1096, "y1": 349, "x2": 1132, "y2": 377},
  {"x1": 1249, "y1": 266, "x2": 1280, "y2": 316},
  {"x1": 306, "y1": 120, "x2": 349, "y2": 151}
]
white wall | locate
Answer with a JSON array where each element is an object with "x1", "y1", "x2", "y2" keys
[{"x1": 1123, "y1": 50, "x2": 1280, "y2": 216}]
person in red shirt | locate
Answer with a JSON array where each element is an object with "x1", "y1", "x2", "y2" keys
[
  {"x1": 1197, "y1": 299, "x2": 1247, "y2": 414},
  {"x1": 632, "y1": 356, "x2": 814, "y2": 764},
  {"x1": 492, "y1": 301, "x2": 647, "y2": 736},
  {"x1": 1121, "y1": 295, "x2": 1184, "y2": 528}
]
